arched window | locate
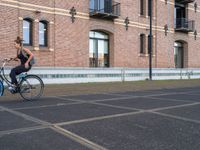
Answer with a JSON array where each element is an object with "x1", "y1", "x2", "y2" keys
[
  {"x1": 140, "y1": 34, "x2": 145, "y2": 54},
  {"x1": 39, "y1": 21, "x2": 48, "y2": 47},
  {"x1": 23, "y1": 18, "x2": 32, "y2": 45},
  {"x1": 89, "y1": 31, "x2": 109, "y2": 67},
  {"x1": 174, "y1": 41, "x2": 184, "y2": 68}
]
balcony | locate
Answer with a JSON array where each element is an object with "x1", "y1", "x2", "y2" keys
[
  {"x1": 175, "y1": 18, "x2": 195, "y2": 32},
  {"x1": 89, "y1": 0, "x2": 120, "y2": 20},
  {"x1": 176, "y1": 0, "x2": 195, "y2": 4}
]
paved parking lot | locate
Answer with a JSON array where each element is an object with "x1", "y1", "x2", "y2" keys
[{"x1": 0, "y1": 86, "x2": 200, "y2": 150}]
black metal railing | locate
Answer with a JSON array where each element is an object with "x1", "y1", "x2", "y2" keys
[
  {"x1": 175, "y1": 0, "x2": 195, "y2": 4},
  {"x1": 89, "y1": 0, "x2": 120, "y2": 19},
  {"x1": 175, "y1": 18, "x2": 195, "y2": 32}
]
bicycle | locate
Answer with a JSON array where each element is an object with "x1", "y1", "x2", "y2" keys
[{"x1": 0, "y1": 58, "x2": 44, "y2": 101}]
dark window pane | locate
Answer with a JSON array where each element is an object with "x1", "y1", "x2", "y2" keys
[
  {"x1": 39, "y1": 22, "x2": 47, "y2": 46},
  {"x1": 23, "y1": 19, "x2": 32, "y2": 45},
  {"x1": 140, "y1": 34, "x2": 145, "y2": 54},
  {"x1": 140, "y1": 0, "x2": 144, "y2": 15}
]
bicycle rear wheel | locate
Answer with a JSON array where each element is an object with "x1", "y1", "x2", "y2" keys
[{"x1": 19, "y1": 75, "x2": 44, "y2": 100}]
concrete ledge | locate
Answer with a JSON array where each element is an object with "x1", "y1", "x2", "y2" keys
[{"x1": 3, "y1": 67, "x2": 200, "y2": 84}]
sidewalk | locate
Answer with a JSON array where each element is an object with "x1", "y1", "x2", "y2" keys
[
  {"x1": 43, "y1": 79, "x2": 200, "y2": 96},
  {"x1": 1, "y1": 79, "x2": 200, "y2": 101}
]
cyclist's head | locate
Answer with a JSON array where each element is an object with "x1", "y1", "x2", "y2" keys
[{"x1": 14, "y1": 36, "x2": 23, "y2": 49}]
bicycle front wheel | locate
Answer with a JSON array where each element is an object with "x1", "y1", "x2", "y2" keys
[
  {"x1": 0, "y1": 80, "x2": 4, "y2": 96},
  {"x1": 19, "y1": 75, "x2": 44, "y2": 100}
]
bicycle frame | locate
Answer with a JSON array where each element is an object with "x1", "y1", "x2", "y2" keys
[{"x1": 0, "y1": 59, "x2": 44, "y2": 100}]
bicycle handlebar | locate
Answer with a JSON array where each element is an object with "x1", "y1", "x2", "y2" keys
[{"x1": 2, "y1": 58, "x2": 18, "y2": 63}]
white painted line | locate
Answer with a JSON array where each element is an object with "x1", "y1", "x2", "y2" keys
[
  {"x1": 0, "y1": 126, "x2": 47, "y2": 136},
  {"x1": 151, "y1": 111, "x2": 200, "y2": 125},
  {"x1": 55, "y1": 111, "x2": 144, "y2": 126},
  {"x1": 52, "y1": 125, "x2": 109, "y2": 150}
]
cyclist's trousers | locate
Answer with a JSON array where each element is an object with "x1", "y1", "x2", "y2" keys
[{"x1": 10, "y1": 65, "x2": 31, "y2": 85}]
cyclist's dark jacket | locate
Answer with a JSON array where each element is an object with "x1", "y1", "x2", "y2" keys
[{"x1": 18, "y1": 51, "x2": 28, "y2": 65}]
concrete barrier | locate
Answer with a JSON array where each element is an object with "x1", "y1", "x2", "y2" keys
[{"x1": 3, "y1": 67, "x2": 200, "y2": 84}]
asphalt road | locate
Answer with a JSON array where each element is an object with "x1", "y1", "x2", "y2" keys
[{"x1": 0, "y1": 86, "x2": 200, "y2": 150}]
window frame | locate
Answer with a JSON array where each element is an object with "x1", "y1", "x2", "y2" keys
[
  {"x1": 140, "y1": 34, "x2": 146, "y2": 54},
  {"x1": 89, "y1": 31, "x2": 110, "y2": 68},
  {"x1": 23, "y1": 18, "x2": 33, "y2": 46},
  {"x1": 39, "y1": 20, "x2": 48, "y2": 47}
]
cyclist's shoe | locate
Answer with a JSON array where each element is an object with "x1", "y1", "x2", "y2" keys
[{"x1": 8, "y1": 85, "x2": 17, "y2": 94}]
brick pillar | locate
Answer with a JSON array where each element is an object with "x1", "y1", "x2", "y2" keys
[
  {"x1": 33, "y1": 19, "x2": 39, "y2": 51},
  {"x1": 49, "y1": 21, "x2": 54, "y2": 52},
  {"x1": 18, "y1": 17, "x2": 23, "y2": 39}
]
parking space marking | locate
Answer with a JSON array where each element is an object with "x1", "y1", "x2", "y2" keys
[
  {"x1": 46, "y1": 90, "x2": 199, "y2": 104},
  {"x1": 54, "y1": 102, "x2": 200, "y2": 127},
  {"x1": 0, "y1": 104, "x2": 109, "y2": 149},
  {"x1": 12, "y1": 101, "x2": 84, "y2": 111},
  {"x1": 186, "y1": 93, "x2": 200, "y2": 96},
  {"x1": 89, "y1": 102, "x2": 142, "y2": 111},
  {"x1": 151, "y1": 111, "x2": 200, "y2": 125},
  {"x1": 89, "y1": 92, "x2": 194, "y2": 103},
  {"x1": 148, "y1": 96, "x2": 196, "y2": 103},
  {"x1": 148, "y1": 102, "x2": 200, "y2": 112},
  {"x1": 0, "y1": 106, "x2": 50, "y2": 126},
  {"x1": 52, "y1": 125, "x2": 109, "y2": 150},
  {"x1": 0, "y1": 125, "x2": 47, "y2": 136},
  {"x1": 55, "y1": 111, "x2": 144, "y2": 126}
]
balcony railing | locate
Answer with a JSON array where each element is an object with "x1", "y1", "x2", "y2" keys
[
  {"x1": 175, "y1": 18, "x2": 195, "y2": 32},
  {"x1": 176, "y1": 0, "x2": 195, "y2": 4},
  {"x1": 89, "y1": 0, "x2": 120, "y2": 20}
]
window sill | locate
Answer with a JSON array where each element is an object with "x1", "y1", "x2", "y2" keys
[
  {"x1": 138, "y1": 53, "x2": 148, "y2": 57},
  {"x1": 138, "y1": 15, "x2": 156, "y2": 20},
  {"x1": 39, "y1": 47, "x2": 54, "y2": 52},
  {"x1": 138, "y1": 54, "x2": 156, "y2": 57},
  {"x1": 138, "y1": 14, "x2": 147, "y2": 18}
]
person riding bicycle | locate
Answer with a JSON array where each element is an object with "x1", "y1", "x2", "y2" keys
[{"x1": 8, "y1": 36, "x2": 34, "y2": 92}]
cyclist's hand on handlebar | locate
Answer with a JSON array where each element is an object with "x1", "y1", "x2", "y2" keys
[
  {"x1": 10, "y1": 58, "x2": 19, "y2": 62},
  {"x1": 3, "y1": 58, "x2": 11, "y2": 62},
  {"x1": 2, "y1": 58, "x2": 18, "y2": 63}
]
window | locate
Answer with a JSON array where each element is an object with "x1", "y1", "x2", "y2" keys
[
  {"x1": 140, "y1": 34, "x2": 145, "y2": 54},
  {"x1": 89, "y1": 31, "x2": 109, "y2": 67},
  {"x1": 39, "y1": 21, "x2": 48, "y2": 47},
  {"x1": 140, "y1": 0, "x2": 145, "y2": 15},
  {"x1": 23, "y1": 19, "x2": 32, "y2": 45}
]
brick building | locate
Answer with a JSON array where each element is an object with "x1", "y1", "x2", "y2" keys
[{"x1": 0, "y1": 0, "x2": 199, "y2": 68}]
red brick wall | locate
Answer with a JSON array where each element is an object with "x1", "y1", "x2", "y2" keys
[{"x1": 0, "y1": 0, "x2": 199, "y2": 68}]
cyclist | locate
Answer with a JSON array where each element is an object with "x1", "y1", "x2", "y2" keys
[{"x1": 8, "y1": 36, "x2": 34, "y2": 92}]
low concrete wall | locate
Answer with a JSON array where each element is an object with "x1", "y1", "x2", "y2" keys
[{"x1": 3, "y1": 67, "x2": 200, "y2": 84}]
